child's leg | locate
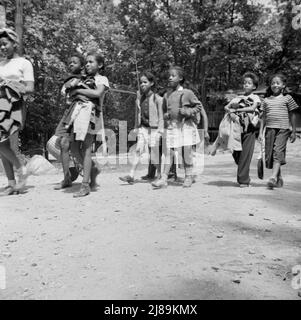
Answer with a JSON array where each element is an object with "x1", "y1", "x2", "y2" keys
[
  {"x1": 150, "y1": 145, "x2": 161, "y2": 179},
  {"x1": 235, "y1": 130, "x2": 256, "y2": 186},
  {"x1": 70, "y1": 140, "x2": 83, "y2": 165},
  {"x1": 0, "y1": 139, "x2": 26, "y2": 191},
  {"x1": 268, "y1": 129, "x2": 290, "y2": 188},
  {"x1": 271, "y1": 162, "x2": 281, "y2": 180},
  {"x1": 152, "y1": 147, "x2": 174, "y2": 188},
  {"x1": 71, "y1": 140, "x2": 100, "y2": 189},
  {"x1": 0, "y1": 139, "x2": 22, "y2": 169},
  {"x1": 119, "y1": 135, "x2": 145, "y2": 184},
  {"x1": 0, "y1": 154, "x2": 15, "y2": 183},
  {"x1": 60, "y1": 137, "x2": 71, "y2": 180},
  {"x1": 162, "y1": 148, "x2": 174, "y2": 178},
  {"x1": 73, "y1": 134, "x2": 94, "y2": 197},
  {"x1": 210, "y1": 136, "x2": 221, "y2": 156},
  {"x1": 119, "y1": 148, "x2": 141, "y2": 184},
  {"x1": 82, "y1": 134, "x2": 93, "y2": 184},
  {"x1": 54, "y1": 137, "x2": 73, "y2": 189},
  {"x1": 183, "y1": 145, "x2": 194, "y2": 188},
  {"x1": 129, "y1": 149, "x2": 141, "y2": 178}
]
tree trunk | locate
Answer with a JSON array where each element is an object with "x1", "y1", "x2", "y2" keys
[
  {"x1": 15, "y1": 0, "x2": 24, "y2": 55},
  {"x1": 0, "y1": 1, "x2": 6, "y2": 29}
]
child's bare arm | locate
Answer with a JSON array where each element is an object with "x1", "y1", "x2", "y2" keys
[
  {"x1": 200, "y1": 108, "x2": 210, "y2": 141},
  {"x1": 71, "y1": 84, "x2": 106, "y2": 99},
  {"x1": 236, "y1": 102, "x2": 260, "y2": 113},
  {"x1": 258, "y1": 117, "x2": 265, "y2": 142},
  {"x1": 23, "y1": 81, "x2": 34, "y2": 94},
  {"x1": 289, "y1": 111, "x2": 297, "y2": 143}
]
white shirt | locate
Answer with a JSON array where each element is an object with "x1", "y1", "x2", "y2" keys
[
  {"x1": 0, "y1": 57, "x2": 34, "y2": 82},
  {"x1": 95, "y1": 74, "x2": 110, "y2": 108}
]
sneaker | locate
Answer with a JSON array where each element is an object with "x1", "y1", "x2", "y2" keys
[
  {"x1": 2, "y1": 185, "x2": 17, "y2": 196},
  {"x1": 267, "y1": 178, "x2": 277, "y2": 190},
  {"x1": 54, "y1": 177, "x2": 72, "y2": 190},
  {"x1": 152, "y1": 178, "x2": 168, "y2": 189},
  {"x1": 119, "y1": 175, "x2": 135, "y2": 184},
  {"x1": 167, "y1": 172, "x2": 178, "y2": 182},
  {"x1": 90, "y1": 166, "x2": 101, "y2": 190},
  {"x1": 276, "y1": 176, "x2": 284, "y2": 188},
  {"x1": 73, "y1": 183, "x2": 90, "y2": 198},
  {"x1": 141, "y1": 175, "x2": 155, "y2": 181},
  {"x1": 239, "y1": 184, "x2": 250, "y2": 188},
  {"x1": 183, "y1": 176, "x2": 193, "y2": 188}
]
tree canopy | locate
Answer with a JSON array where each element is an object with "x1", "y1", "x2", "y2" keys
[{"x1": 1, "y1": 0, "x2": 300, "y2": 150}]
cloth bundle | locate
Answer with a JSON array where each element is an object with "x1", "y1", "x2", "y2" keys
[
  {"x1": 0, "y1": 80, "x2": 26, "y2": 142},
  {"x1": 216, "y1": 113, "x2": 242, "y2": 152}
]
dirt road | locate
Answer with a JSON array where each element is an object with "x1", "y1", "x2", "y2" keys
[{"x1": 0, "y1": 141, "x2": 300, "y2": 300}]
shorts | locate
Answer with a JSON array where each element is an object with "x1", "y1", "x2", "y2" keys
[
  {"x1": 137, "y1": 126, "x2": 160, "y2": 152},
  {"x1": 164, "y1": 120, "x2": 201, "y2": 149},
  {"x1": 265, "y1": 128, "x2": 291, "y2": 169},
  {"x1": 55, "y1": 107, "x2": 73, "y2": 138}
]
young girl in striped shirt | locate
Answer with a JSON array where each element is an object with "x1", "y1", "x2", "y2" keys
[{"x1": 259, "y1": 74, "x2": 299, "y2": 189}]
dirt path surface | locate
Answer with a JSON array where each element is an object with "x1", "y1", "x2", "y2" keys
[{"x1": 0, "y1": 141, "x2": 301, "y2": 300}]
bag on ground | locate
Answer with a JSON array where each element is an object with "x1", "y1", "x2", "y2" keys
[{"x1": 26, "y1": 155, "x2": 56, "y2": 176}]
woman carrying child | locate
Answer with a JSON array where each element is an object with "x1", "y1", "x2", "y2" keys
[
  {"x1": 0, "y1": 28, "x2": 34, "y2": 195},
  {"x1": 259, "y1": 73, "x2": 299, "y2": 189},
  {"x1": 152, "y1": 66, "x2": 209, "y2": 189},
  {"x1": 119, "y1": 71, "x2": 163, "y2": 184}
]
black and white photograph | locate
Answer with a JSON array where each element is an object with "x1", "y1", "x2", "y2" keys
[{"x1": 0, "y1": 0, "x2": 301, "y2": 302}]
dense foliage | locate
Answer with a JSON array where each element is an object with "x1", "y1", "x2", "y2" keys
[{"x1": 1, "y1": 0, "x2": 300, "y2": 150}]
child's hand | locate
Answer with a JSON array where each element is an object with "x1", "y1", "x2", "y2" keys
[
  {"x1": 69, "y1": 89, "x2": 79, "y2": 96},
  {"x1": 230, "y1": 97, "x2": 241, "y2": 109},
  {"x1": 258, "y1": 134, "x2": 262, "y2": 143},
  {"x1": 204, "y1": 131, "x2": 210, "y2": 143},
  {"x1": 290, "y1": 131, "x2": 297, "y2": 143},
  {"x1": 229, "y1": 112, "x2": 238, "y2": 122},
  {"x1": 179, "y1": 107, "x2": 192, "y2": 118}
]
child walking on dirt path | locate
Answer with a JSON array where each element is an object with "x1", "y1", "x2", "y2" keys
[
  {"x1": 259, "y1": 73, "x2": 299, "y2": 190},
  {"x1": 211, "y1": 72, "x2": 262, "y2": 187},
  {"x1": 67, "y1": 50, "x2": 109, "y2": 197},
  {"x1": 119, "y1": 71, "x2": 163, "y2": 184},
  {"x1": 152, "y1": 66, "x2": 209, "y2": 189},
  {"x1": 53, "y1": 53, "x2": 85, "y2": 190}
]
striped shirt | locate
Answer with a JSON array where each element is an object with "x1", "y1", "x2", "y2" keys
[{"x1": 263, "y1": 94, "x2": 299, "y2": 129}]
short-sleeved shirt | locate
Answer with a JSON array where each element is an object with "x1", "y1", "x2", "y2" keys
[
  {"x1": 0, "y1": 57, "x2": 34, "y2": 82},
  {"x1": 244, "y1": 93, "x2": 261, "y2": 107},
  {"x1": 263, "y1": 94, "x2": 299, "y2": 129},
  {"x1": 95, "y1": 74, "x2": 109, "y2": 107}
]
